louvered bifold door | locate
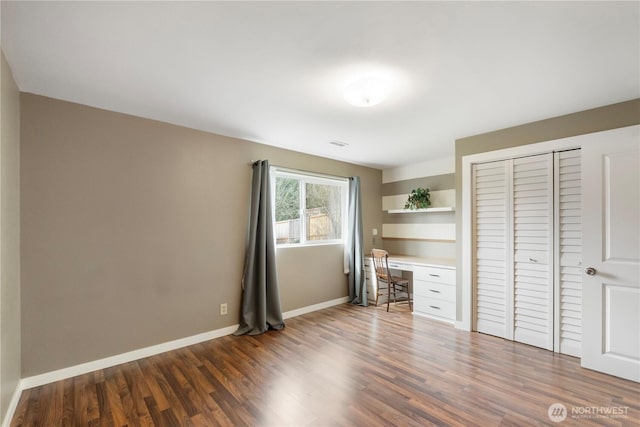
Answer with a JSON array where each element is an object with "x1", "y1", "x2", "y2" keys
[
  {"x1": 554, "y1": 149, "x2": 582, "y2": 357},
  {"x1": 473, "y1": 160, "x2": 512, "y2": 340},
  {"x1": 512, "y1": 154, "x2": 554, "y2": 350}
]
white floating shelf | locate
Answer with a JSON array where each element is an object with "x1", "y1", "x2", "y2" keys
[{"x1": 387, "y1": 207, "x2": 455, "y2": 214}]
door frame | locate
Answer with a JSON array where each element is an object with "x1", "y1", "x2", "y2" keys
[{"x1": 459, "y1": 125, "x2": 639, "y2": 332}]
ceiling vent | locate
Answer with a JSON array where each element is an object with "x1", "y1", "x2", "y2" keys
[{"x1": 330, "y1": 140, "x2": 349, "y2": 147}]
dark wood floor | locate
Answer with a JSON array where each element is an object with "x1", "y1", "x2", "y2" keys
[{"x1": 11, "y1": 304, "x2": 640, "y2": 426}]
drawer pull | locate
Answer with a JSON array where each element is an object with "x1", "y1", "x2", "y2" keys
[
  {"x1": 429, "y1": 274, "x2": 440, "y2": 277},
  {"x1": 429, "y1": 305, "x2": 441, "y2": 310},
  {"x1": 429, "y1": 289, "x2": 440, "y2": 293}
]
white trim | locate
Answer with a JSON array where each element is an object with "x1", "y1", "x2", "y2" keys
[
  {"x1": 1, "y1": 382, "x2": 22, "y2": 427},
  {"x1": 461, "y1": 125, "x2": 639, "y2": 334},
  {"x1": 271, "y1": 166, "x2": 349, "y2": 183},
  {"x1": 546, "y1": 153, "x2": 556, "y2": 350},
  {"x1": 276, "y1": 241, "x2": 345, "y2": 249},
  {"x1": 20, "y1": 324, "x2": 239, "y2": 390},
  {"x1": 272, "y1": 168, "x2": 349, "y2": 247},
  {"x1": 505, "y1": 159, "x2": 514, "y2": 341},
  {"x1": 460, "y1": 154, "x2": 473, "y2": 331},
  {"x1": 17, "y1": 296, "x2": 350, "y2": 392},
  {"x1": 282, "y1": 296, "x2": 349, "y2": 319},
  {"x1": 553, "y1": 151, "x2": 561, "y2": 353}
]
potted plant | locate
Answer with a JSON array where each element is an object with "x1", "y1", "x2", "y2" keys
[{"x1": 405, "y1": 187, "x2": 431, "y2": 210}]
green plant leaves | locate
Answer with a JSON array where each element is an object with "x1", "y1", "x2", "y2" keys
[{"x1": 404, "y1": 187, "x2": 431, "y2": 209}]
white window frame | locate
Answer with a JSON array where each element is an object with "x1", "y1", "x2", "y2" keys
[{"x1": 271, "y1": 167, "x2": 349, "y2": 247}]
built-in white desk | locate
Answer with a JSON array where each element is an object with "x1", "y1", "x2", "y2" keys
[{"x1": 364, "y1": 255, "x2": 456, "y2": 324}]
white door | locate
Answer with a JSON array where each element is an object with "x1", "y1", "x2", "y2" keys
[
  {"x1": 512, "y1": 154, "x2": 554, "y2": 350},
  {"x1": 581, "y1": 125, "x2": 640, "y2": 382},
  {"x1": 554, "y1": 149, "x2": 582, "y2": 357},
  {"x1": 474, "y1": 155, "x2": 555, "y2": 350},
  {"x1": 473, "y1": 160, "x2": 513, "y2": 340}
]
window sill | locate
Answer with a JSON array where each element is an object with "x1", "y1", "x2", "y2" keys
[{"x1": 276, "y1": 241, "x2": 345, "y2": 249}]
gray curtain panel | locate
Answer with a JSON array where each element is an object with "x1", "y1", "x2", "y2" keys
[
  {"x1": 234, "y1": 160, "x2": 285, "y2": 336},
  {"x1": 346, "y1": 176, "x2": 367, "y2": 306}
]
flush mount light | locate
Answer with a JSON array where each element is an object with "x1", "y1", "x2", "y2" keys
[{"x1": 344, "y1": 76, "x2": 389, "y2": 107}]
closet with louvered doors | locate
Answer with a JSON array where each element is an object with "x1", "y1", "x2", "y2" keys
[{"x1": 472, "y1": 150, "x2": 582, "y2": 356}]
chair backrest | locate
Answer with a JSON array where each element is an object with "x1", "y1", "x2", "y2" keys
[{"x1": 371, "y1": 249, "x2": 391, "y2": 282}]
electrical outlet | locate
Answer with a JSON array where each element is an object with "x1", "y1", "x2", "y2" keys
[{"x1": 220, "y1": 303, "x2": 228, "y2": 315}]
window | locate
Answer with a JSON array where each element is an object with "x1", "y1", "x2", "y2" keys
[{"x1": 272, "y1": 168, "x2": 348, "y2": 246}]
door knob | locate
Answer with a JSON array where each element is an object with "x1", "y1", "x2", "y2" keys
[{"x1": 585, "y1": 267, "x2": 597, "y2": 276}]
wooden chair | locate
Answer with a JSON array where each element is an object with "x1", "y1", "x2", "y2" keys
[{"x1": 371, "y1": 249, "x2": 412, "y2": 312}]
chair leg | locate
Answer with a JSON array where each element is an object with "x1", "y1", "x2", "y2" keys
[
  {"x1": 389, "y1": 282, "x2": 399, "y2": 310},
  {"x1": 386, "y1": 282, "x2": 391, "y2": 312}
]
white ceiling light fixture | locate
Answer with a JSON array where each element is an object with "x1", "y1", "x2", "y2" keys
[{"x1": 344, "y1": 76, "x2": 389, "y2": 107}]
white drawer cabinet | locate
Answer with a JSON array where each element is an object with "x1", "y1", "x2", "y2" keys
[
  {"x1": 363, "y1": 257, "x2": 392, "y2": 306},
  {"x1": 364, "y1": 256, "x2": 456, "y2": 317},
  {"x1": 363, "y1": 257, "x2": 383, "y2": 305},
  {"x1": 415, "y1": 266, "x2": 455, "y2": 285},
  {"x1": 413, "y1": 281, "x2": 456, "y2": 301},
  {"x1": 414, "y1": 296, "x2": 456, "y2": 319},
  {"x1": 413, "y1": 265, "x2": 456, "y2": 323}
]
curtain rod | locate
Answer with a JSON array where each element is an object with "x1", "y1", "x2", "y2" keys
[{"x1": 248, "y1": 160, "x2": 351, "y2": 181}]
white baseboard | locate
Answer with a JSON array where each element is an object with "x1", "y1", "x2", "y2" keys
[
  {"x1": 19, "y1": 296, "x2": 350, "y2": 392},
  {"x1": 20, "y1": 324, "x2": 239, "y2": 390},
  {"x1": 455, "y1": 320, "x2": 471, "y2": 331},
  {"x1": 2, "y1": 382, "x2": 23, "y2": 427},
  {"x1": 282, "y1": 296, "x2": 349, "y2": 319}
]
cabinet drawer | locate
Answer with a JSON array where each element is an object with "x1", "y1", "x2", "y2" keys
[
  {"x1": 387, "y1": 261, "x2": 413, "y2": 272},
  {"x1": 414, "y1": 266, "x2": 455, "y2": 285},
  {"x1": 414, "y1": 280, "x2": 455, "y2": 301},
  {"x1": 414, "y1": 296, "x2": 456, "y2": 319}
]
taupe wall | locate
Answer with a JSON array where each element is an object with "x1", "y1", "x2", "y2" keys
[
  {"x1": 454, "y1": 98, "x2": 640, "y2": 321},
  {"x1": 0, "y1": 51, "x2": 21, "y2": 420},
  {"x1": 20, "y1": 93, "x2": 382, "y2": 377}
]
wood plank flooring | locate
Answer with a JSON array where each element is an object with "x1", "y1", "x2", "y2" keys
[{"x1": 11, "y1": 304, "x2": 640, "y2": 426}]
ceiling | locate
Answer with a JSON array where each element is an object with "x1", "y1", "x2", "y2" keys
[{"x1": 2, "y1": 1, "x2": 638, "y2": 170}]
